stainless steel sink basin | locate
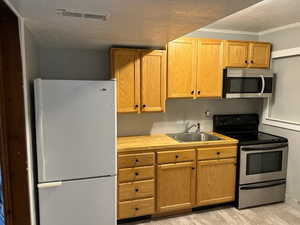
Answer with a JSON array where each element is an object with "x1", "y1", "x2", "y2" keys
[{"x1": 167, "y1": 132, "x2": 221, "y2": 142}]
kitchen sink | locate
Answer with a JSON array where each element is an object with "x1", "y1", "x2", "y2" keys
[{"x1": 167, "y1": 132, "x2": 221, "y2": 142}]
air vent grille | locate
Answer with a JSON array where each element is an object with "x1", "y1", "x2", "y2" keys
[{"x1": 56, "y1": 9, "x2": 109, "y2": 21}]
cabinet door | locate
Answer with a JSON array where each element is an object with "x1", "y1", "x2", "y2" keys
[
  {"x1": 111, "y1": 49, "x2": 140, "y2": 113},
  {"x1": 197, "y1": 158, "x2": 236, "y2": 207},
  {"x1": 141, "y1": 50, "x2": 166, "y2": 112},
  {"x1": 167, "y1": 38, "x2": 197, "y2": 98},
  {"x1": 157, "y1": 162, "x2": 196, "y2": 212},
  {"x1": 248, "y1": 42, "x2": 271, "y2": 68},
  {"x1": 224, "y1": 41, "x2": 249, "y2": 68},
  {"x1": 197, "y1": 40, "x2": 223, "y2": 98}
]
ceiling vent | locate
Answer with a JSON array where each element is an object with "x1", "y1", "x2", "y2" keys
[{"x1": 56, "y1": 9, "x2": 109, "y2": 21}]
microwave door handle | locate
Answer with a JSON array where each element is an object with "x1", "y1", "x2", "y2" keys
[{"x1": 260, "y1": 75, "x2": 265, "y2": 95}]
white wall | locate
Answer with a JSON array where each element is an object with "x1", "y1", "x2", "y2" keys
[
  {"x1": 21, "y1": 23, "x2": 40, "y2": 225},
  {"x1": 39, "y1": 48, "x2": 109, "y2": 80},
  {"x1": 259, "y1": 26, "x2": 300, "y2": 208},
  {"x1": 118, "y1": 98, "x2": 262, "y2": 136}
]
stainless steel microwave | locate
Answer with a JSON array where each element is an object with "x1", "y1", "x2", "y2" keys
[{"x1": 223, "y1": 68, "x2": 274, "y2": 98}]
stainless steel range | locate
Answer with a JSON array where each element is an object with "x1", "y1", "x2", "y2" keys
[{"x1": 213, "y1": 114, "x2": 288, "y2": 209}]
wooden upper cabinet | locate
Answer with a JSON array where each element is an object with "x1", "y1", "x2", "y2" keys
[
  {"x1": 111, "y1": 48, "x2": 166, "y2": 113},
  {"x1": 197, "y1": 40, "x2": 223, "y2": 98},
  {"x1": 157, "y1": 161, "x2": 196, "y2": 212},
  {"x1": 197, "y1": 158, "x2": 236, "y2": 207},
  {"x1": 248, "y1": 42, "x2": 271, "y2": 68},
  {"x1": 167, "y1": 37, "x2": 197, "y2": 98},
  {"x1": 111, "y1": 49, "x2": 140, "y2": 113},
  {"x1": 224, "y1": 41, "x2": 249, "y2": 68},
  {"x1": 141, "y1": 50, "x2": 166, "y2": 112}
]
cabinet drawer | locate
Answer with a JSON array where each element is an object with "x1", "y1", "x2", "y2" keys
[
  {"x1": 118, "y1": 166, "x2": 154, "y2": 183},
  {"x1": 157, "y1": 149, "x2": 195, "y2": 164},
  {"x1": 118, "y1": 198, "x2": 155, "y2": 219},
  {"x1": 197, "y1": 146, "x2": 237, "y2": 160},
  {"x1": 118, "y1": 153, "x2": 155, "y2": 168},
  {"x1": 119, "y1": 180, "x2": 154, "y2": 201}
]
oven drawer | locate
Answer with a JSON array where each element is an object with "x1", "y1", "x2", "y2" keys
[{"x1": 238, "y1": 180, "x2": 286, "y2": 209}]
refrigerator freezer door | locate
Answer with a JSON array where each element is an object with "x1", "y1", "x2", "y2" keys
[
  {"x1": 35, "y1": 79, "x2": 116, "y2": 183},
  {"x1": 38, "y1": 176, "x2": 116, "y2": 225}
]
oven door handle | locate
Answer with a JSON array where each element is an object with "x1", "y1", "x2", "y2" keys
[
  {"x1": 260, "y1": 75, "x2": 265, "y2": 95},
  {"x1": 242, "y1": 143, "x2": 288, "y2": 151},
  {"x1": 240, "y1": 180, "x2": 286, "y2": 190}
]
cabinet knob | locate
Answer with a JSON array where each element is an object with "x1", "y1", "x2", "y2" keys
[
  {"x1": 135, "y1": 159, "x2": 139, "y2": 163},
  {"x1": 142, "y1": 104, "x2": 146, "y2": 108},
  {"x1": 192, "y1": 167, "x2": 195, "y2": 170},
  {"x1": 175, "y1": 155, "x2": 179, "y2": 159},
  {"x1": 197, "y1": 91, "x2": 201, "y2": 95},
  {"x1": 217, "y1": 152, "x2": 220, "y2": 155},
  {"x1": 135, "y1": 208, "x2": 139, "y2": 211},
  {"x1": 245, "y1": 60, "x2": 248, "y2": 64},
  {"x1": 191, "y1": 90, "x2": 194, "y2": 95},
  {"x1": 135, "y1": 188, "x2": 139, "y2": 192},
  {"x1": 135, "y1": 104, "x2": 139, "y2": 108},
  {"x1": 135, "y1": 172, "x2": 139, "y2": 176},
  {"x1": 251, "y1": 60, "x2": 254, "y2": 64}
]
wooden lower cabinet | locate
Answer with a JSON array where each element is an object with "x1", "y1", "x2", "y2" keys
[
  {"x1": 118, "y1": 198, "x2": 155, "y2": 219},
  {"x1": 196, "y1": 158, "x2": 236, "y2": 206},
  {"x1": 117, "y1": 145, "x2": 237, "y2": 220},
  {"x1": 119, "y1": 179, "x2": 154, "y2": 201},
  {"x1": 157, "y1": 161, "x2": 196, "y2": 212}
]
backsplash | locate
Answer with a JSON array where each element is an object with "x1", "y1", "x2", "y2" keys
[{"x1": 117, "y1": 98, "x2": 262, "y2": 136}]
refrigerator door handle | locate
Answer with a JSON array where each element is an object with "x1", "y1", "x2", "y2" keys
[{"x1": 38, "y1": 181, "x2": 63, "y2": 189}]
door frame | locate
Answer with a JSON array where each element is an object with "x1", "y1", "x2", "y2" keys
[{"x1": 0, "y1": 1, "x2": 32, "y2": 225}]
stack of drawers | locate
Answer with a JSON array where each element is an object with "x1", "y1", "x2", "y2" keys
[{"x1": 117, "y1": 152, "x2": 155, "y2": 219}]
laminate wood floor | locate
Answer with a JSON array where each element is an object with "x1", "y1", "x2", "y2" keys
[{"x1": 122, "y1": 203, "x2": 300, "y2": 225}]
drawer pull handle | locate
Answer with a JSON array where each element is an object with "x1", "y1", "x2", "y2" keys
[
  {"x1": 175, "y1": 155, "x2": 179, "y2": 158},
  {"x1": 135, "y1": 172, "x2": 139, "y2": 176},
  {"x1": 135, "y1": 188, "x2": 139, "y2": 192},
  {"x1": 135, "y1": 208, "x2": 139, "y2": 211}
]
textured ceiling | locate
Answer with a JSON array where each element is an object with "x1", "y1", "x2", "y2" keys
[
  {"x1": 7, "y1": 0, "x2": 261, "y2": 49},
  {"x1": 206, "y1": 0, "x2": 300, "y2": 33}
]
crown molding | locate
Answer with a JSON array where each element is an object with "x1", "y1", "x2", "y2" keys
[
  {"x1": 197, "y1": 28, "x2": 258, "y2": 35},
  {"x1": 258, "y1": 21, "x2": 300, "y2": 35}
]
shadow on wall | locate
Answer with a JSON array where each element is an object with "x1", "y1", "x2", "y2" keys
[{"x1": 117, "y1": 98, "x2": 263, "y2": 136}]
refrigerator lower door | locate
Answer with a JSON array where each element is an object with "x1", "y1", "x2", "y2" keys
[{"x1": 38, "y1": 176, "x2": 116, "y2": 225}]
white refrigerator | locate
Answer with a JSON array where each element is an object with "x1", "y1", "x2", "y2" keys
[{"x1": 34, "y1": 79, "x2": 116, "y2": 225}]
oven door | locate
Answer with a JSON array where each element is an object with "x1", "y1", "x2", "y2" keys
[
  {"x1": 224, "y1": 74, "x2": 273, "y2": 98},
  {"x1": 240, "y1": 143, "x2": 288, "y2": 185}
]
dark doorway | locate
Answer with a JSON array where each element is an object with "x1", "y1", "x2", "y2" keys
[{"x1": 0, "y1": 1, "x2": 32, "y2": 225}]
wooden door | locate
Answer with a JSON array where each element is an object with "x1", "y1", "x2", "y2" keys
[
  {"x1": 196, "y1": 39, "x2": 223, "y2": 98},
  {"x1": 140, "y1": 50, "x2": 166, "y2": 112},
  {"x1": 111, "y1": 48, "x2": 140, "y2": 113},
  {"x1": 167, "y1": 37, "x2": 197, "y2": 98},
  {"x1": 197, "y1": 158, "x2": 236, "y2": 206},
  {"x1": 224, "y1": 41, "x2": 249, "y2": 68},
  {"x1": 157, "y1": 162, "x2": 196, "y2": 212},
  {"x1": 248, "y1": 42, "x2": 271, "y2": 68}
]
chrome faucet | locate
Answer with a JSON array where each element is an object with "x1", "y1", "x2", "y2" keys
[{"x1": 185, "y1": 122, "x2": 201, "y2": 133}]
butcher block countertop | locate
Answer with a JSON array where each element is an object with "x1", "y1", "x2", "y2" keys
[{"x1": 117, "y1": 132, "x2": 238, "y2": 153}]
